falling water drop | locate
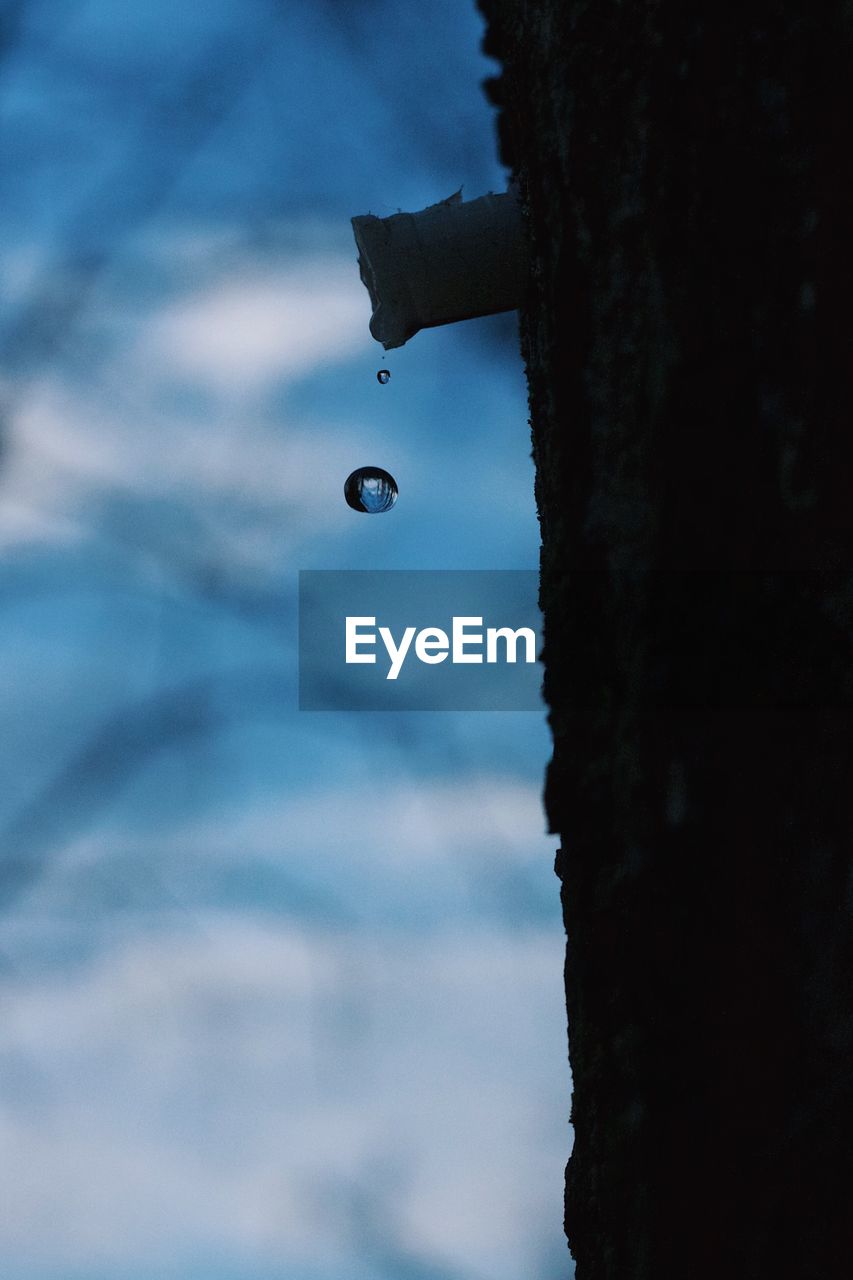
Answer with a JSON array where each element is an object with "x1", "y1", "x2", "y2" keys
[
  {"x1": 376, "y1": 369, "x2": 391, "y2": 384},
  {"x1": 344, "y1": 466, "x2": 398, "y2": 513}
]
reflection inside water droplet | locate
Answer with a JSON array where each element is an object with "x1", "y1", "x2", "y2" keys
[
  {"x1": 344, "y1": 466, "x2": 398, "y2": 513},
  {"x1": 376, "y1": 369, "x2": 390, "y2": 384}
]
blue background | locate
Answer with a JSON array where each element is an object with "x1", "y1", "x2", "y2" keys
[{"x1": 0, "y1": 3, "x2": 570, "y2": 1277}]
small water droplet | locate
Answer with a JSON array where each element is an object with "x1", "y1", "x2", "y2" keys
[
  {"x1": 345, "y1": 466, "x2": 398, "y2": 513},
  {"x1": 376, "y1": 369, "x2": 391, "y2": 384}
]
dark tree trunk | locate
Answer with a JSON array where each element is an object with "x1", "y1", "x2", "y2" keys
[{"x1": 478, "y1": 4, "x2": 853, "y2": 1277}]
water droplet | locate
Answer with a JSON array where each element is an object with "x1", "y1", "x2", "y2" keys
[
  {"x1": 376, "y1": 369, "x2": 390, "y2": 384},
  {"x1": 344, "y1": 466, "x2": 398, "y2": 513}
]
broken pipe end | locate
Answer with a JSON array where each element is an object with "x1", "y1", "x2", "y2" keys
[{"x1": 351, "y1": 188, "x2": 528, "y2": 350}]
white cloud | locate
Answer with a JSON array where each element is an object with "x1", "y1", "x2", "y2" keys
[
  {"x1": 18, "y1": 775, "x2": 554, "y2": 930},
  {"x1": 0, "y1": 240, "x2": 381, "y2": 559},
  {"x1": 0, "y1": 920, "x2": 568, "y2": 1275},
  {"x1": 175, "y1": 775, "x2": 549, "y2": 864},
  {"x1": 140, "y1": 258, "x2": 371, "y2": 392},
  {"x1": 0, "y1": 367, "x2": 396, "y2": 563}
]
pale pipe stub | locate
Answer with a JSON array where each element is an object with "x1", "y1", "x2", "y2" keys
[{"x1": 351, "y1": 189, "x2": 528, "y2": 349}]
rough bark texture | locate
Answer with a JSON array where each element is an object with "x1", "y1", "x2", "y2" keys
[{"x1": 478, "y1": 4, "x2": 853, "y2": 1277}]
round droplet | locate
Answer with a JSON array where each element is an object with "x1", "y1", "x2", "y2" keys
[
  {"x1": 376, "y1": 369, "x2": 390, "y2": 385},
  {"x1": 344, "y1": 466, "x2": 398, "y2": 513}
]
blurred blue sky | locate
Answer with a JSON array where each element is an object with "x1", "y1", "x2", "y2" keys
[{"x1": 0, "y1": 2, "x2": 569, "y2": 1277}]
